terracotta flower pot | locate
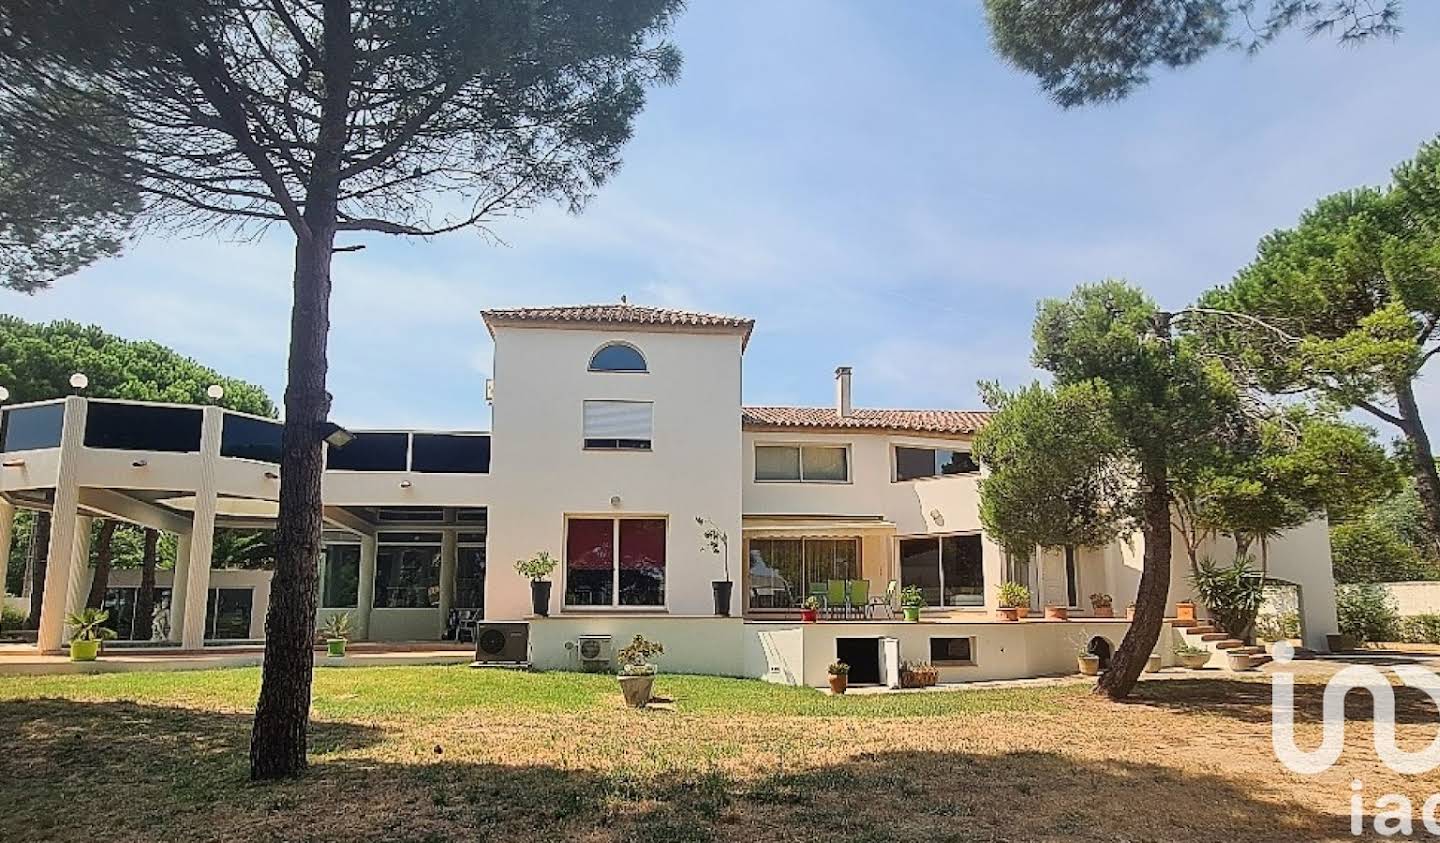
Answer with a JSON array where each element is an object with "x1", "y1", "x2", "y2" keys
[
  {"x1": 1045, "y1": 606, "x2": 1069, "y2": 621},
  {"x1": 1092, "y1": 606, "x2": 1114, "y2": 618},
  {"x1": 1077, "y1": 655, "x2": 1100, "y2": 676},
  {"x1": 1126, "y1": 605, "x2": 1137, "y2": 620},
  {"x1": 1175, "y1": 602, "x2": 1197, "y2": 622},
  {"x1": 618, "y1": 674, "x2": 656, "y2": 707},
  {"x1": 1015, "y1": 606, "x2": 1030, "y2": 619},
  {"x1": 828, "y1": 674, "x2": 848, "y2": 695},
  {"x1": 995, "y1": 607, "x2": 1019, "y2": 622}
]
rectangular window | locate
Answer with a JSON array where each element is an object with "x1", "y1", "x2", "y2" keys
[
  {"x1": 899, "y1": 534, "x2": 984, "y2": 609},
  {"x1": 565, "y1": 517, "x2": 666, "y2": 607},
  {"x1": 0, "y1": 403, "x2": 65, "y2": 452},
  {"x1": 754, "y1": 444, "x2": 849, "y2": 482},
  {"x1": 411, "y1": 433, "x2": 491, "y2": 473},
  {"x1": 1064, "y1": 545, "x2": 1079, "y2": 608},
  {"x1": 930, "y1": 636, "x2": 976, "y2": 666},
  {"x1": 328, "y1": 432, "x2": 409, "y2": 471},
  {"x1": 456, "y1": 534, "x2": 486, "y2": 611},
  {"x1": 220, "y1": 414, "x2": 284, "y2": 463},
  {"x1": 894, "y1": 446, "x2": 979, "y2": 481},
  {"x1": 374, "y1": 532, "x2": 442, "y2": 608},
  {"x1": 322, "y1": 544, "x2": 360, "y2": 608},
  {"x1": 206, "y1": 588, "x2": 254, "y2": 639},
  {"x1": 746, "y1": 537, "x2": 859, "y2": 609},
  {"x1": 84, "y1": 402, "x2": 203, "y2": 452},
  {"x1": 583, "y1": 401, "x2": 652, "y2": 450}
]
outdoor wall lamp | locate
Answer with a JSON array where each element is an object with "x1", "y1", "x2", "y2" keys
[
  {"x1": 263, "y1": 471, "x2": 279, "y2": 480},
  {"x1": 610, "y1": 495, "x2": 622, "y2": 508},
  {"x1": 0, "y1": 386, "x2": 9, "y2": 403},
  {"x1": 131, "y1": 460, "x2": 148, "y2": 468},
  {"x1": 69, "y1": 372, "x2": 88, "y2": 392},
  {"x1": 1, "y1": 458, "x2": 24, "y2": 468},
  {"x1": 206, "y1": 384, "x2": 224, "y2": 402},
  {"x1": 318, "y1": 421, "x2": 355, "y2": 449},
  {"x1": 399, "y1": 480, "x2": 413, "y2": 489}
]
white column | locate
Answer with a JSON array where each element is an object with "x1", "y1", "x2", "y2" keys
[
  {"x1": 177, "y1": 407, "x2": 222, "y2": 650},
  {"x1": 63, "y1": 516, "x2": 93, "y2": 631},
  {"x1": 168, "y1": 535, "x2": 192, "y2": 643},
  {"x1": 439, "y1": 530, "x2": 457, "y2": 638},
  {"x1": 356, "y1": 534, "x2": 377, "y2": 640},
  {"x1": 0, "y1": 499, "x2": 14, "y2": 597},
  {"x1": 37, "y1": 397, "x2": 87, "y2": 653}
]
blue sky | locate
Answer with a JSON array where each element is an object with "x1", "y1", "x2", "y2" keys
[{"x1": 5, "y1": 3, "x2": 1440, "y2": 431}]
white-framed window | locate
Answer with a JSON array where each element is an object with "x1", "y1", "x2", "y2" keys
[
  {"x1": 754, "y1": 444, "x2": 850, "y2": 482},
  {"x1": 564, "y1": 516, "x2": 667, "y2": 608},
  {"x1": 893, "y1": 445, "x2": 979, "y2": 481},
  {"x1": 583, "y1": 400, "x2": 653, "y2": 450},
  {"x1": 898, "y1": 533, "x2": 984, "y2": 608},
  {"x1": 588, "y1": 342, "x2": 647, "y2": 373},
  {"x1": 929, "y1": 636, "x2": 977, "y2": 666}
]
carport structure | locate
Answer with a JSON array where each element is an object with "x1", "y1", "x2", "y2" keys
[{"x1": 0, "y1": 396, "x2": 493, "y2": 653}]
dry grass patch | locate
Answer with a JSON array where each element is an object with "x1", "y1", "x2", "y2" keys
[{"x1": 0, "y1": 666, "x2": 1433, "y2": 841}]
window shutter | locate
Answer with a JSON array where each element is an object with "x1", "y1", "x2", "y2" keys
[{"x1": 583, "y1": 401, "x2": 653, "y2": 440}]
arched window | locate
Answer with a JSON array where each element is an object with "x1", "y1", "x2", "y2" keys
[{"x1": 588, "y1": 342, "x2": 647, "y2": 373}]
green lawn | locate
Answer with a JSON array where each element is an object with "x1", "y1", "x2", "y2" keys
[{"x1": 0, "y1": 665, "x2": 1398, "y2": 841}]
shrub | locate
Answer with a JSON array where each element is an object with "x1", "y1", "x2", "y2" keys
[
  {"x1": 899, "y1": 585, "x2": 926, "y2": 609},
  {"x1": 617, "y1": 634, "x2": 664, "y2": 676},
  {"x1": 1190, "y1": 557, "x2": 1266, "y2": 639},
  {"x1": 513, "y1": 551, "x2": 558, "y2": 582},
  {"x1": 1399, "y1": 614, "x2": 1440, "y2": 645},
  {"x1": 1089, "y1": 592, "x2": 1112, "y2": 609},
  {"x1": 1336, "y1": 584, "x2": 1399, "y2": 645},
  {"x1": 318, "y1": 612, "x2": 353, "y2": 642},
  {"x1": 1174, "y1": 643, "x2": 1208, "y2": 657},
  {"x1": 0, "y1": 603, "x2": 26, "y2": 632},
  {"x1": 1254, "y1": 611, "x2": 1301, "y2": 642},
  {"x1": 996, "y1": 581, "x2": 1030, "y2": 609},
  {"x1": 827, "y1": 661, "x2": 850, "y2": 676}
]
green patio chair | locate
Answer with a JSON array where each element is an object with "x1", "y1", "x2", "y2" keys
[
  {"x1": 826, "y1": 580, "x2": 847, "y2": 618},
  {"x1": 848, "y1": 579, "x2": 870, "y2": 619},
  {"x1": 808, "y1": 581, "x2": 829, "y2": 609}
]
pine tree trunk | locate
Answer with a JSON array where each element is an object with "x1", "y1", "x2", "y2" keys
[
  {"x1": 1395, "y1": 378, "x2": 1440, "y2": 554},
  {"x1": 85, "y1": 520, "x2": 117, "y2": 609},
  {"x1": 134, "y1": 528, "x2": 158, "y2": 640},
  {"x1": 24, "y1": 511, "x2": 50, "y2": 630},
  {"x1": 1096, "y1": 460, "x2": 1171, "y2": 700},
  {"x1": 249, "y1": 0, "x2": 351, "y2": 780}
]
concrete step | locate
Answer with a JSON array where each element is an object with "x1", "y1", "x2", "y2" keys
[
  {"x1": 1231, "y1": 646, "x2": 1265, "y2": 656},
  {"x1": 1197, "y1": 632, "x2": 1230, "y2": 642},
  {"x1": 1213, "y1": 639, "x2": 1246, "y2": 650},
  {"x1": 1251, "y1": 655, "x2": 1273, "y2": 667},
  {"x1": 1185, "y1": 625, "x2": 1218, "y2": 635},
  {"x1": 1169, "y1": 619, "x2": 1198, "y2": 628}
]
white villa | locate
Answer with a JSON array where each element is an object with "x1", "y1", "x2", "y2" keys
[{"x1": 0, "y1": 304, "x2": 1337, "y2": 687}]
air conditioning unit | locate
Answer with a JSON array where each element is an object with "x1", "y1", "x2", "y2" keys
[
  {"x1": 471, "y1": 622, "x2": 528, "y2": 666},
  {"x1": 575, "y1": 634, "x2": 613, "y2": 672}
]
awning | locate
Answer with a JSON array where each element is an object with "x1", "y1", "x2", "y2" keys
[{"x1": 742, "y1": 516, "x2": 897, "y2": 539}]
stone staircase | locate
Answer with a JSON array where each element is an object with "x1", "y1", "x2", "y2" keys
[{"x1": 1170, "y1": 619, "x2": 1271, "y2": 670}]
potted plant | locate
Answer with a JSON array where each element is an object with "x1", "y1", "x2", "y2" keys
[
  {"x1": 900, "y1": 660, "x2": 939, "y2": 688},
  {"x1": 319, "y1": 612, "x2": 352, "y2": 658},
  {"x1": 65, "y1": 608, "x2": 116, "y2": 662},
  {"x1": 1126, "y1": 603, "x2": 1137, "y2": 620},
  {"x1": 996, "y1": 581, "x2": 1029, "y2": 621},
  {"x1": 616, "y1": 634, "x2": 664, "y2": 708},
  {"x1": 697, "y1": 517, "x2": 733, "y2": 617},
  {"x1": 827, "y1": 660, "x2": 850, "y2": 694},
  {"x1": 514, "y1": 551, "x2": 558, "y2": 617},
  {"x1": 1226, "y1": 651, "x2": 1255, "y2": 672},
  {"x1": 1045, "y1": 604, "x2": 1069, "y2": 621},
  {"x1": 900, "y1": 585, "x2": 926, "y2": 622},
  {"x1": 1145, "y1": 652, "x2": 1162, "y2": 673},
  {"x1": 1174, "y1": 643, "x2": 1210, "y2": 669},
  {"x1": 1076, "y1": 646, "x2": 1100, "y2": 676},
  {"x1": 1175, "y1": 600, "x2": 1197, "y2": 622},
  {"x1": 800, "y1": 596, "x2": 820, "y2": 623},
  {"x1": 1089, "y1": 593, "x2": 1114, "y2": 618}
]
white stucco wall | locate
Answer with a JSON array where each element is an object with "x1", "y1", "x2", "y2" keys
[
  {"x1": 1377, "y1": 581, "x2": 1440, "y2": 616},
  {"x1": 485, "y1": 325, "x2": 744, "y2": 620}
]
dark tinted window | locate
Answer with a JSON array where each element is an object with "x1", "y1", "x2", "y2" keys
[
  {"x1": 376, "y1": 507, "x2": 444, "y2": 522},
  {"x1": 1, "y1": 403, "x2": 65, "y2": 451},
  {"x1": 411, "y1": 433, "x2": 490, "y2": 473},
  {"x1": 588, "y1": 343, "x2": 647, "y2": 372},
  {"x1": 84, "y1": 402, "x2": 202, "y2": 452},
  {"x1": 938, "y1": 450, "x2": 980, "y2": 475},
  {"x1": 220, "y1": 414, "x2": 284, "y2": 463},
  {"x1": 930, "y1": 637, "x2": 974, "y2": 664},
  {"x1": 895, "y1": 447, "x2": 936, "y2": 481},
  {"x1": 326, "y1": 432, "x2": 408, "y2": 471}
]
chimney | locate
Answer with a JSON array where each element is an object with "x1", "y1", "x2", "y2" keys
[{"x1": 835, "y1": 366, "x2": 853, "y2": 418}]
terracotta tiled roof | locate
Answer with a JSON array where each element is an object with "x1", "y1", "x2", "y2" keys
[
  {"x1": 481, "y1": 304, "x2": 755, "y2": 346},
  {"x1": 742, "y1": 406, "x2": 991, "y2": 436}
]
